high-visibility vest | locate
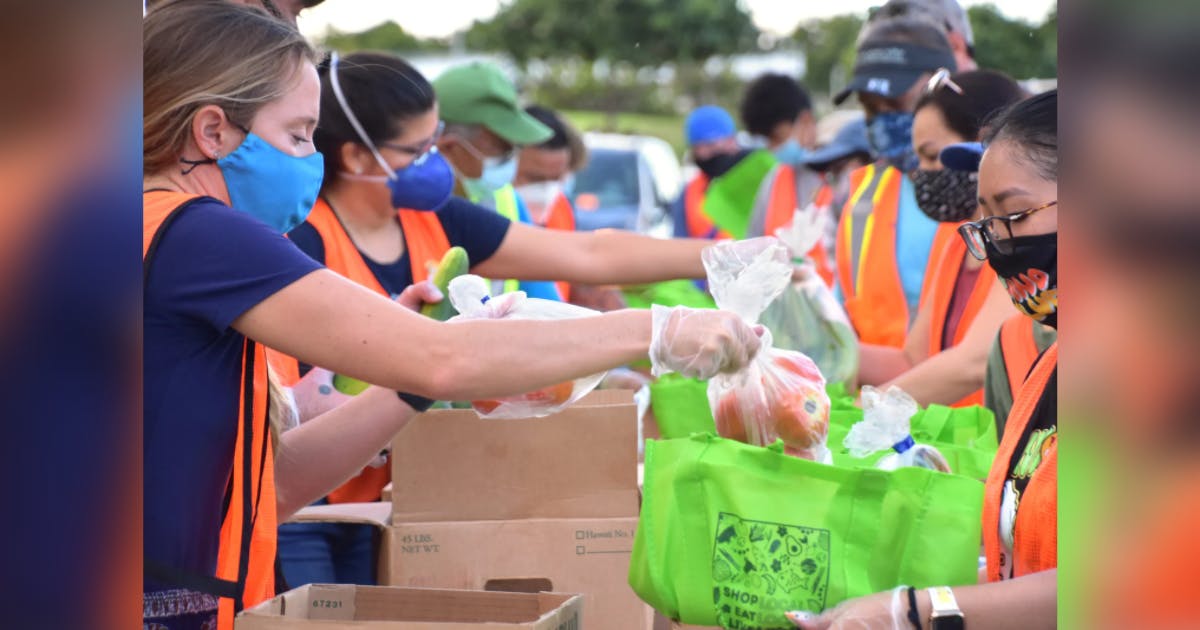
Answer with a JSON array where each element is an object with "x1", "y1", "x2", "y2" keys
[
  {"x1": 998, "y1": 313, "x2": 1044, "y2": 403},
  {"x1": 835, "y1": 163, "x2": 909, "y2": 348},
  {"x1": 143, "y1": 190, "x2": 277, "y2": 630},
  {"x1": 757, "y1": 164, "x2": 835, "y2": 287},
  {"x1": 917, "y1": 222, "x2": 999, "y2": 407},
  {"x1": 536, "y1": 191, "x2": 575, "y2": 301},
  {"x1": 472, "y1": 185, "x2": 523, "y2": 296},
  {"x1": 982, "y1": 342, "x2": 1058, "y2": 582},
  {"x1": 266, "y1": 197, "x2": 450, "y2": 504},
  {"x1": 683, "y1": 175, "x2": 731, "y2": 240}
]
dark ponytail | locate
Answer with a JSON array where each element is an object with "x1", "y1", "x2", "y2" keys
[
  {"x1": 315, "y1": 51, "x2": 436, "y2": 184},
  {"x1": 983, "y1": 89, "x2": 1057, "y2": 181}
]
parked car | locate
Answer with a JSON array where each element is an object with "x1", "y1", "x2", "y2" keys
[{"x1": 570, "y1": 133, "x2": 682, "y2": 237}]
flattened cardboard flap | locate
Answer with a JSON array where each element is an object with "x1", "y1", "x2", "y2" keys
[
  {"x1": 392, "y1": 392, "x2": 638, "y2": 522},
  {"x1": 286, "y1": 502, "x2": 391, "y2": 528},
  {"x1": 239, "y1": 584, "x2": 582, "y2": 628}
]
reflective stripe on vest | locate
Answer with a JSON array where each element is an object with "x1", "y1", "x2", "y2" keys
[
  {"x1": 266, "y1": 197, "x2": 450, "y2": 505},
  {"x1": 918, "y1": 222, "x2": 999, "y2": 407},
  {"x1": 490, "y1": 185, "x2": 523, "y2": 296},
  {"x1": 983, "y1": 342, "x2": 1058, "y2": 581},
  {"x1": 143, "y1": 190, "x2": 277, "y2": 630},
  {"x1": 835, "y1": 164, "x2": 909, "y2": 347},
  {"x1": 998, "y1": 313, "x2": 1041, "y2": 402},
  {"x1": 683, "y1": 175, "x2": 731, "y2": 240}
]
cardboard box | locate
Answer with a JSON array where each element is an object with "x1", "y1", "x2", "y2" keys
[
  {"x1": 236, "y1": 584, "x2": 581, "y2": 629},
  {"x1": 386, "y1": 389, "x2": 652, "y2": 630}
]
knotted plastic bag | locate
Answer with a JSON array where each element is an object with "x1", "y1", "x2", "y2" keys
[
  {"x1": 844, "y1": 386, "x2": 951, "y2": 473},
  {"x1": 703, "y1": 238, "x2": 831, "y2": 461},
  {"x1": 769, "y1": 205, "x2": 860, "y2": 386},
  {"x1": 448, "y1": 274, "x2": 606, "y2": 419}
]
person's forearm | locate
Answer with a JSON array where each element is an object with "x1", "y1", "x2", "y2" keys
[
  {"x1": 883, "y1": 343, "x2": 987, "y2": 406},
  {"x1": 913, "y1": 570, "x2": 1056, "y2": 630},
  {"x1": 274, "y1": 386, "x2": 416, "y2": 520},
  {"x1": 571, "y1": 231, "x2": 708, "y2": 284},
  {"x1": 857, "y1": 343, "x2": 914, "y2": 386},
  {"x1": 236, "y1": 271, "x2": 655, "y2": 402}
]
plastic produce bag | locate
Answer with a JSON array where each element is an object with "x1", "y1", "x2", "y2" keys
[
  {"x1": 703, "y1": 238, "x2": 831, "y2": 461},
  {"x1": 768, "y1": 206, "x2": 860, "y2": 387},
  {"x1": 448, "y1": 274, "x2": 606, "y2": 419},
  {"x1": 844, "y1": 386, "x2": 952, "y2": 473}
]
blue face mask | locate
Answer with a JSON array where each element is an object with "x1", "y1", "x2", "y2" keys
[
  {"x1": 463, "y1": 154, "x2": 518, "y2": 202},
  {"x1": 867, "y1": 111, "x2": 918, "y2": 173},
  {"x1": 773, "y1": 139, "x2": 809, "y2": 165},
  {"x1": 216, "y1": 133, "x2": 324, "y2": 233}
]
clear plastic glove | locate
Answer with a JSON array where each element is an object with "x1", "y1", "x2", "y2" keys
[
  {"x1": 787, "y1": 586, "x2": 908, "y2": 630},
  {"x1": 446, "y1": 275, "x2": 527, "y2": 321},
  {"x1": 649, "y1": 305, "x2": 763, "y2": 380}
]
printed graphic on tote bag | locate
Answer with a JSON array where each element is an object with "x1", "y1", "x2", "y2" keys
[{"x1": 711, "y1": 512, "x2": 831, "y2": 628}]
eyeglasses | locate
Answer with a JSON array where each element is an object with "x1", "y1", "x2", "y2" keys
[
  {"x1": 958, "y1": 200, "x2": 1058, "y2": 259},
  {"x1": 925, "y1": 67, "x2": 963, "y2": 95},
  {"x1": 379, "y1": 120, "x2": 445, "y2": 158}
]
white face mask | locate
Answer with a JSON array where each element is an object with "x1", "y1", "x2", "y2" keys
[{"x1": 514, "y1": 180, "x2": 565, "y2": 224}]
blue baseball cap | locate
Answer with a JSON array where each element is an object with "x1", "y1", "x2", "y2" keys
[
  {"x1": 685, "y1": 105, "x2": 736, "y2": 146},
  {"x1": 799, "y1": 118, "x2": 873, "y2": 170},
  {"x1": 939, "y1": 142, "x2": 984, "y2": 172}
]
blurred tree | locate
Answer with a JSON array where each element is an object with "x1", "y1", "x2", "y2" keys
[
  {"x1": 320, "y1": 21, "x2": 449, "y2": 52},
  {"x1": 466, "y1": 0, "x2": 758, "y2": 66},
  {"x1": 790, "y1": 14, "x2": 863, "y2": 99},
  {"x1": 968, "y1": 4, "x2": 1058, "y2": 79}
]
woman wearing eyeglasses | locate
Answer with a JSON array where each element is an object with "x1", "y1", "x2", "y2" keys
[
  {"x1": 792, "y1": 89, "x2": 1057, "y2": 630},
  {"x1": 856, "y1": 70, "x2": 1032, "y2": 410},
  {"x1": 269, "y1": 50, "x2": 778, "y2": 589}
]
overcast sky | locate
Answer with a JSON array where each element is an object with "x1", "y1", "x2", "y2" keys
[{"x1": 298, "y1": 0, "x2": 1057, "y2": 39}]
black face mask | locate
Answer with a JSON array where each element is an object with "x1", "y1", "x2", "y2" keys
[
  {"x1": 695, "y1": 149, "x2": 751, "y2": 180},
  {"x1": 985, "y1": 232, "x2": 1058, "y2": 328},
  {"x1": 910, "y1": 168, "x2": 979, "y2": 223}
]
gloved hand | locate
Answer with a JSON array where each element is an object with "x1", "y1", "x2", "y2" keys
[
  {"x1": 649, "y1": 305, "x2": 763, "y2": 380},
  {"x1": 787, "y1": 586, "x2": 909, "y2": 630}
]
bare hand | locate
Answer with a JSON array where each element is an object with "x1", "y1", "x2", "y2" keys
[{"x1": 394, "y1": 280, "x2": 443, "y2": 312}]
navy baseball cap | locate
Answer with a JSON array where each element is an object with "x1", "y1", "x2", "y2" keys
[
  {"x1": 685, "y1": 105, "x2": 736, "y2": 146},
  {"x1": 939, "y1": 141, "x2": 984, "y2": 172},
  {"x1": 834, "y1": 42, "x2": 957, "y2": 105}
]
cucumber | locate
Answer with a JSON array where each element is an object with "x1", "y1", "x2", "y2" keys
[
  {"x1": 332, "y1": 373, "x2": 370, "y2": 396},
  {"x1": 419, "y1": 246, "x2": 470, "y2": 321}
]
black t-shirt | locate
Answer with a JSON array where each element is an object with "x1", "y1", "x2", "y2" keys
[{"x1": 288, "y1": 196, "x2": 512, "y2": 298}]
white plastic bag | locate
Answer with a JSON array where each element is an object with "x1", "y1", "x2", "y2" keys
[
  {"x1": 448, "y1": 275, "x2": 607, "y2": 419},
  {"x1": 703, "y1": 238, "x2": 832, "y2": 461},
  {"x1": 768, "y1": 205, "x2": 860, "y2": 386},
  {"x1": 843, "y1": 386, "x2": 951, "y2": 473}
]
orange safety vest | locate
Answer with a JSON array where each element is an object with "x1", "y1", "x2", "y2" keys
[
  {"x1": 997, "y1": 313, "x2": 1042, "y2": 402},
  {"x1": 540, "y1": 192, "x2": 576, "y2": 301},
  {"x1": 762, "y1": 164, "x2": 835, "y2": 287},
  {"x1": 917, "y1": 222, "x2": 998, "y2": 407},
  {"x1": 683, "y1": 175, "x2": 732, "y2": 240},
  {"x1": 835, "y1": 164, "x2": 910, "y2": 348},
  {"x1": 266, "y1": 197, "x2": 450, "y2": 504},
  {"x1": 982, "y1": 342, "x2": 1058, "y2": 581},
  {"x1": 143, "y1": 191, "x2": 277, "y2": 630}
]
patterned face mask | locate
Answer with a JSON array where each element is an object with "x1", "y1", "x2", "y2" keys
[{"x1": 910, "y1": 168, "x2": 979, "y2": 223}]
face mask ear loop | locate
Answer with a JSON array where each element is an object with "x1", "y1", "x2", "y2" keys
[{"x1": 329, "y1": 51, "x2": 397, "y2": 181}]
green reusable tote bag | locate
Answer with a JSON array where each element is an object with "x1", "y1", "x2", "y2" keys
[{"x1": 629, "y1": 434, "x2": 983, "y2": 628}]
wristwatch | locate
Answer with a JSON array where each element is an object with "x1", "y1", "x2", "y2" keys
[{"x1": 927, "y1": 586, "x2": 965, "y2": 630}]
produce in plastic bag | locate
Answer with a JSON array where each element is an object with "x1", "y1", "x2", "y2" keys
[
  {"x1": 448, "y1": 274, "x2": 607, "y2": 419},
  {"x1": 843, "y1": 386, "x2": 952, "y2": 473},
  {"x1": 703, "y1": 238, "x2": 831, "y2": 461},
  {"x1": 768, "y1": 205, "x2": 860, "y2": 386}
]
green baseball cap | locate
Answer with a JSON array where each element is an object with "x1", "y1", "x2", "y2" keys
[{"x1": 433, "y1": 62, "x2": 552, "y2": 146}]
